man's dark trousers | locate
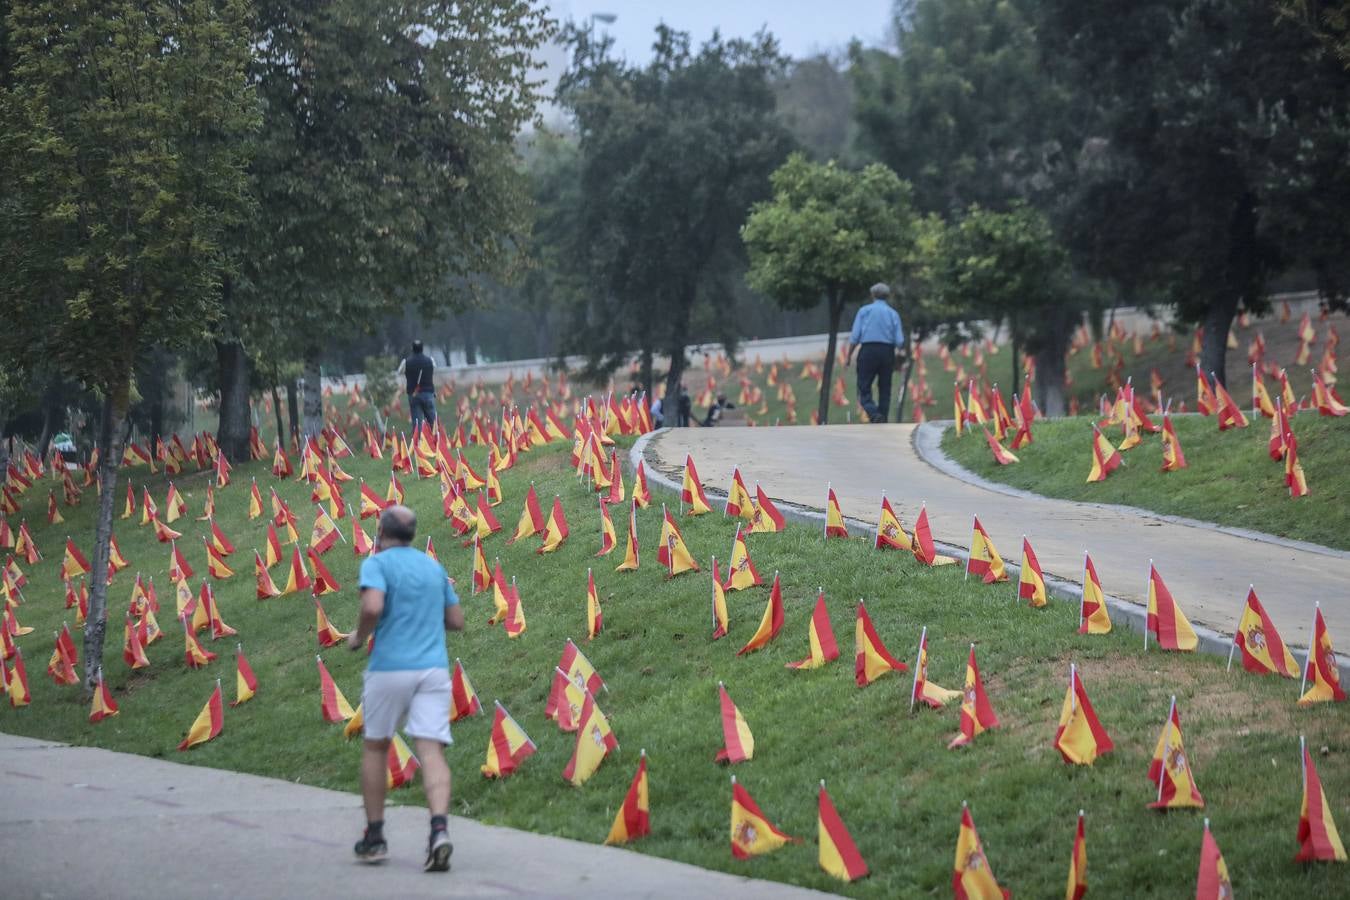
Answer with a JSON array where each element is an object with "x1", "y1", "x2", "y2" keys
[{"x1": 855, "y1": 342, "x2": 894, "y2": 424}]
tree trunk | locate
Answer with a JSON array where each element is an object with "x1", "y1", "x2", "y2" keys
[
  {"x1": 1200, "y1": 292, "x2": 1240, "y2": 388},
  {"x1": 270, "y1": 384, "x2": 285, "y2": 445},
  {"x1": 462, "y1": 312, "x2": 478, "y2": 365},
  {"x1": 818, "y1": 290, "x2": 844, "y2": 425},
  {"x1": 215, "y1": 338, "x2": 251, "y2": 461},
  {"x1": 1033, "y1": 306, "x2": 1075, "y2": 418},
  {"x1": 639, "y1": 344, "x2": 654, "y2": 398},
  {"x1": 83, "y1": 380, "x2": 130, "y2": 693},
  {"x1": 301, "y1": 354, "x2": 323, "y2": 438},
  {"x1": 36, "y1": 377, "x2": 64, "y2": 459},
  {"x1": 0, "y1": 405, "x2": 10, "y2": 483},
  {"x1": 895, "y1": 350, "x2": 916, "y2": 424},
  {"x1": 1009, "y1": 317, "x2": 1021, "y2": 400},
  {"x1": 285, "y1": 378, "x2": 300, "y2": 443}
]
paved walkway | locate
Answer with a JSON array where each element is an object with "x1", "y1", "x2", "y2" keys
[
  {"x1": 644, "y1": 424, "x2": 1350, "y2": 647},
  {"x1": 0, "y1": 732, "x2": 829, "y2": 900}
]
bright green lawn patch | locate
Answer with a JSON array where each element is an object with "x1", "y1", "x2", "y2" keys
[
  {"x1": 2, "y1": 438, "x2": 1347, "y2": 897},
  {"x1": 942, "y1": 413, "x2": 1350, "y2": 551}
]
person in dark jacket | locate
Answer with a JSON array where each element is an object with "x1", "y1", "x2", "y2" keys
[{"x1": 397, "y1": 341, "x2": 437, "y2": 430}]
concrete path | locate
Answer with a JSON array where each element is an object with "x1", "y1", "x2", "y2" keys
[
  {"x1": 0, "y1": 732, "x2": 830, "y2": 900},
  {"x1": 643, "y1": 424, "x2": 1349, "y2": 648}
]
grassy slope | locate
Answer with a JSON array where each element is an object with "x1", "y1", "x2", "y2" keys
[
  {"x1": 2, "y1": 436, "x2": 1347, "y2": 897},
  {"x1": 942, "y1": 414, "x2": 1350, "y2": 551}
]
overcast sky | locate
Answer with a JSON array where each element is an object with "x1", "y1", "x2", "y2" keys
[{"x1": 550, "y1": 0, "x2": 895, "y2": 62}]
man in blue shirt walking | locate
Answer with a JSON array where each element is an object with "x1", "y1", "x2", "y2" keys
[
  {"x1": 845, "y1": 283, "x2": 905, "y2": 423},
  {"x1": 347, "y1": 505, "x2": 464, "y2": 872}
]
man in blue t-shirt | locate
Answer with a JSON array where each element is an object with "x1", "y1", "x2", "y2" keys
[
  {"x1": 347, "y1": 505, "x2": 464, "y2": 871},
  {"x1": 845, "y1": 283, "x2": 906, "y2": 423}
]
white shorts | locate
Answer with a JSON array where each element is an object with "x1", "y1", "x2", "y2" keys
[{"x1": 361, "y1": 668, "x2": 452, "y2": 745}]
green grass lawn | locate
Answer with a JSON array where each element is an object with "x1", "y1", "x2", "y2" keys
[
  {"x1": 942, "y1": 413, "x2": 1350, "y2": 551},
  {"x1": 2, "y1": 430, "x2": 1347, "y2": 897}
]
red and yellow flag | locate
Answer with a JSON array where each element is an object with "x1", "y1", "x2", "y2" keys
[
  {"x1": 537, "y1": 496, "x2": 569, "y2": 554},
  {"x1": 316, "y1": 655, "x2": 356, "y2": 723},
  {"x1": 952, "y1": 803, "x2": 1010, "y2": 899},
  {"x1": 855, "y1": 599, "x2": 908, "y2": 686},
  {"x1": 875, "y1": 495, "x2": 911, "y2": 551},
  {"x1": 1065, "y1": 810, "x2": 1087, "y2": 900},
  {"x1": 1196, "y1": 819, "x2": 1234, "y2": 899},
  {"x1": 913, "y1": 505, "x2": 958, "y2": 566},
  {"x1": 736, "y1": 572, "x2": 784, "y2": 656},
  {"x1": 314, "y1": 599, "x2": 348, "y2": 647},
  {"x1": 177, "y1": 681, "x2": 224, "y2": 751},
  {"x1": 824, "y1": 486, "x2": 848, "y2": 537},
  {"x1": 1160, "y1": 413, "x2": 1187, "y2": 472},
  {"x1": 786, "y1": 589, "x2": 838, "y2": 670},
  {"x1": 723, "y1": 525, "x2": 762, "y2": 591},
  {"x1": 657, "y1": 506, "x2": 699, "y2": 576},
  {"x1": 1086, "y1": 426, "x2": 1121, "y2": 483},
  {"x1": 1298, "y1": 605, "x2": 1346, "y2": 705},
  {"x1": 481, "y1": 701, "x2": 536, "y2": 778},
  {"x1": 386, "y1": 734, "x2": 420, "y2": 789},
  {"x1": 1017, "y1": 536, "x2": 1046, "y2": 606},
  {"x1": 1078, "y1": 553, "x2": 1112, "y2": 634},
  {"x1": 749, "y1": 484, "x2": 786, "y2": 534},
  {"x1": 725, "y1": 467, "x2": 754, "y2": 519},
  {"x1": 254, "y1": 551, "x2": 282, "y2": 600},
  {"x1": 586, "y1": 569, "x2": 603, "y2": 640},
  {"x1": 710, "y1": 559, "x2": 729, "y2": 640},
  {"x1": 1215, "y1": 379, "x2": 1249, "y2": 430},
  {"x1": 910, "y1": 626, "x2": 961, "y2": 710},
  {"x1": 232, "y1": 645, "x2": 257, "y2": 706},
  {"x1": 967, "y1": 516, "x2": 1007, "y2": 583},
  {"x1": 682, "y1": 454, "x2": 712, "y2": 515},
  {"x1": 1148, "y1": 697, "x2": 1204, "y2": 808},
  {"x1": 1285, "y1": 427, "x2": 1310, "y2": 498},
  {"x1": 309, "y1": 506, "x2": 340, "y2": 555},
  {"x1": 308, "y1": 548, "x2": 341, "y2": 597},
  {"x1": 1233, "y1": 587, "x2": 1298, "y2": 678},
  {"x1": 730, "y1": 777, "x2": 796, "y2": 859},
  {"x1": 562, "y1": 690, "x2": 618, "y2": 787},
  {"x1": 616, "y1": 500, "x2": 640, "y2": 572},
  {"x1": 596, "y1": 499, "x2": 617, "y2": 557},
  {"x1": 283, "y1": 547, "x2": 312, "y2": 595},
  {"x1": 1195, "y1": 366, "x2": 1218, "y2": 416},
  {"x1": 818, "y1": 782, "x2": 868, "y2": 882},
  {"x1": 1054, "y1": 663, "x2": 1113, "y2": 766},
  {"x1": 248, "y1": 479, "x2": 263, "y2": 519},
  {"x1": 205, "y1": 541, "x2": 234, "y2": 580},
  {"x1": 182, "y1": 617, "x2": 216, "y2": 668},
  {"x1": 604, "y1": 752, "x2": 650, "y2": 845},
  {"x1": 61, "y1": 539, "x2": 91, "y2": 581},
  {"x1": 632, "y1": 459, "x2": 652, "y2": 508},
  {"x1": 1297, "y1": 737, "x2": 1347, "y2": 861},
  {"x1": 1312, "y1": 371, "x2": 1349, "y2": 417},
  {"x1": 122, "y1": 612, "x2": 150, "y2": 669},
  {"x1": 89, "y1": 676, "x2": 119, "y2": 722},
  {"x1": 715, "y1": 682, "x2": 754, "y2": 764},
  {"x1": 983, "y1": 427, "x2": 1019, "y2": 465},
  {"x1": 1146, "y1": 564, "x2": 1198, "y2": 651},
  {"x1": 949, "y1": 645, "x2": 999, "y2": 749},
  {"x1": 451, "y1": 658, "x2": 482, "y2": 721}
]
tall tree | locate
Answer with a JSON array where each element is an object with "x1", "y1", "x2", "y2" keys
[
  {"x1": 216, "y1": 0, "x2": 553, "y2": 445},
  {"x1": 742, "y1": 154, "x2": 917, "y2": 423},
  {"x1": 558, "y1": 25, "x2": 795, "y2": 401},
  {"x1": 0, "y1": 0, "x2": 257, "y2": 687}
]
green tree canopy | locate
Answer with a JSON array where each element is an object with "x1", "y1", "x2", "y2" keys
[{"x1": 742, "y1": 153, "x2": 917, "y2": 423}]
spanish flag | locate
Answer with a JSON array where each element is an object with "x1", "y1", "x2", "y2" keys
[
  {"x1": 1053, "y1": 663, "x2": 1113, "y2": 766},
  {"x1": 4, "y1": 647, "x2": 31, "y2": 707},
  {"x1": 263, "y1": 523, "x2": 283, "y2": 567},
  {"x1": 108, "y1": 534, "x2": 129, "y2": 572},
  {"x1": 1195, "y1": 366, "x2": 1218, "y2": 416},
  {"x1": 168, "y1": 540, "x2": 192, "y2": 580},
  {"x1": 1065, "y1": 810, "x2": 1087, "y2": 900},
  {"x1": 1086, "y1": 425, "x2": 1121, "y2": 483},
  {"x1": 749, "y1": 484, "x2": 786, "y2": 534},
  {"x1": 1214, "y1": 378, "x2": 1249, "y2": 430},
  {"x1": 824, "y1": 486, "x2": 848, "y2": 537},
  {"x1": 1016, "y1": 536, "x2": 1046, "y2": 606},
  {"x1": 314, "y1": 599, "x2": 348, "y2": 647},
  {"x1": 949, "y1": 645, "x2": 999, "y2": 749},
  {"x1": 1078, "y1": 553, "x2": 1111, "y2": 634},
  {"x1": 309, "y1": 506, "x2": 340, "y2": 555},
  {"x1": 248, "y1": 479, "x2": 263, "y2": 520},
  {"x1": 182, "y1": 617, "x2": 216, "y2": 668},
  {"x1": 725, "y1": 467, "x2": 754, "y2": 519},
  {"x1": 451, "y1": 658, "x2": 482, "y2": 721},
  {"x1": 1269, "y1": 401, "x2": 1290, "y2": 460},
  {"x1": 953, "y1": 385, "x2": 967, "y2": 436},
  {"x1": 681, "y1": 454, "x2": 712, "y2": 515},
  {"x1": 1197, "y1": 819, "x2": 1234, "y2": 898},
  {"x1": 61, "y1": 538, "x2": 91, "y2": 581},
  {"x1": 730, "y1": 776, "x2": 796, "y2": 858},
  {"x1": 1285, "y1": 427, "x2": 1310, "y2": 498},
  {"x1": 632, "y1": 459, "x2": 652, "y2": 508},
  {"x1": 469, "y1": 492, "x2": 502, "y2": 543},
  {"x1": 352, "y1": 517, "x2": 374, "y2": 556},
  {"x1": 205, "y1": 541, "x2": 234, "y2": 580},
  {"x1": 910, "y1": 626, "x2": 961, "y2": 710},
  {"x1": 283, "y1": 547, "x2": 312, "y2": 595},
  {"x1": 164, "y1": 482, "x2": 187, "y2": 523},
  {"x1": 232, "y1": 644, "x2": 257, "y2": 706},
  {"x1": 502, "y1": 577, "x2": 527, "y2": 638},
  {"x1": 604, "y1": 751, "x2": 650, "y2": 845},
  {"x1": 736, "y1": 572, "x2": 784, "y2": 656},
  {"x1": 983, "y1": 427, "x2": 1019, "y2": 465},
  {"x1": 547, "y1": 666, "x2": 588, "y2": 732},
  {"x1": 1296, "y1": 736, "x2": 1347, "y2": 861},
  {"x1": 546, "y1": 640, "x2": 606, "y2": 719},
  {"x1": 1312, "y1": 371, "x2": 1349, "y2": 417},
  {"x1": 317, "y1": 655, "x2": 356, "y2": 723},
  {"x1": 723, "y1": 525, "x2": 762, "y2": 591},
  {"x1": 787, "y1": 589, "x2": 838, "y2": 670},
  {"x1": 1148, "y1": 697, "x2": 1204, "y2": 809},
  {"x1": 875, "y1": 494, "x2": 912, "y2": 551},
  {"x1": 616, "y1": 500, "x2": 640, "y2": 572},
  {"x1": 1232, "y1": 587, "x2": 1298, "y2": 678},
  {"x1": 605, "y1": 451, "x2": 625, "y2": 505},
  {"x1": 481, "y1": 701, "x2": 536, "y2": 778},
  {"x1": 966, "y1": 516, "x2": 1007, "y2": 584},
  {"x1": 89, "y1": 675, "x2": 119, "y2": 722},
  {"x1": 308, "y1": 548, "x2": 341, "y2": 596},
  {"x1": 1253, "y1": 367, "x2": 1277, "y2": 418},
  {"x1": 154, "y1": 516, "x2": 183, "y2": 544},
  {"x1": 1160, "y1": 413, "x2": 1187, "y2": 472},
  {"x1": 122, "y1": 612, "x2": 150, "y2": 669},
  {"x1": 913, "y1": 505, "x2": 958, "y2": 566},
  {"x1": 715, "y1": 682, "x2": 754, "y2": 764},
  {"x1": 46, "y1": 492, "x2": 63, "y2": 525},
  {"x1": 177, "y1": 680, "x2": 224, "y2": 751},
  {"x1": 710, "y1": 559, "x2": 730, "y2": 640},
  {"x1": 122, "y1": 482, "x2": 136, "y2": 520},
  {"x1": 562, "y1": 690, "x2": 618, "y2": 786},
  {"x1": 818, "y1": 781, "x2": 868, "y2": 882},
  {"x1": 537, "y1": 496, "x2": 569, "y2": 554},
  {"x1": 586, "y1": 569, "x2": 603, "y2": 640},
  {"x1": 657, "y1": 505, "x2": 699, "y2": 576},
  {"x1": 594, "y1": 498, "x2": 618, "y2": 558},
  {"x1": 254, "y1": 551, "x2": 282, "y2": 600},
  {"x1": 856, "y1": 600, "x2": 907, "y2": 686},
  {"x1": 140, "y1": 487, "x2": 158, "y2": 525},
  {"x1": 386, "y1": 734, "x2": 420, "y2": 789},
  {"x1": 1146, "y1": 563, "x2": 1197, "y2": 651},
  {"x1": 952, "y1": 803, "x2": 1010, "y2": 899},
  {"x1": 1298, "y1": 604, "x2": 1346, "y2": 705},
  {"x1": 487, "y1": 561, "x2": 509, "y2": 626}
]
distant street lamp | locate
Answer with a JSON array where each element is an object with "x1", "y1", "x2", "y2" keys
[{"x1": 591, "y1": 13, "x2": 617, "y2": 25}]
